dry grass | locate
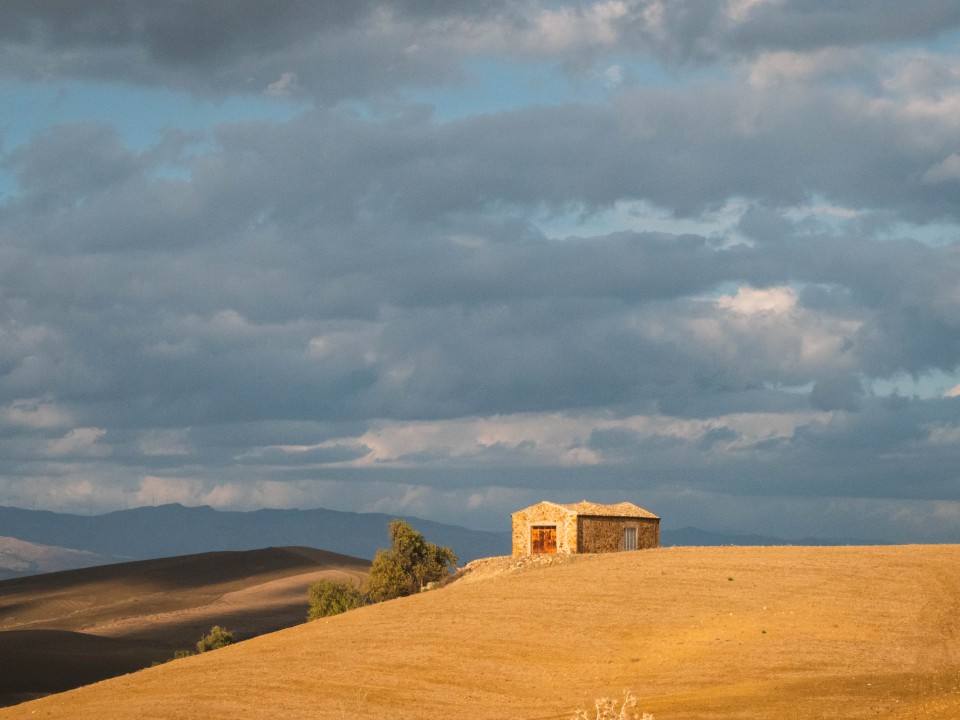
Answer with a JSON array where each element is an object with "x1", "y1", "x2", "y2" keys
[
  {"x1": 3, "y1": 544, "x2": 960, "y2": 719},
  {"x1": 572, "y1": 690, "x2": 653, "y2": 720}
]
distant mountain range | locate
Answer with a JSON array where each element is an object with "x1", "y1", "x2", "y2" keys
[
  {"x1": 0, "y1": 504, "x2": 883, "y2": 579},
  {"x1": 0, "y1": 504, "x2": 509, "y2": 571}
]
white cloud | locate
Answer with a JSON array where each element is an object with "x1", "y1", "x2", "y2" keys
[
  {"x1": 266, "y1": 72, "x2": 300, "y2": 97},
  {"x1": 725, "y1": 0, "x2": 783, "y2": 24},
  {"x1": 138, "y1": 429, "x2": 192, "y2": 457},
  {"x1": 523, "y1": 1, "x2": 630, "y2": 52},
  {"x1": 717, "y1": 285, "x2": 797, "y2": 315},
  {"x1": 2, "y1": 398, "x2": 72, "y2": 429},
  {"x1": 45, "y1": 428, "x2": 111, "y2": 457},
  {"x1": 926, "y1": 424, "x2": 960, "y2": 445},
  {"x1": 922, "y1": 152, "x2": 960, "y2": 184},
  {"x1": 315, "y1": 409, "x2": 825, "y2": 470},
  {"x1": 745, "y1": 47, "x2": 874, "y2": 88},
  {"x1": 603, "y1": 64, "x2": 624, "y2": 89},
  {"x1": 307, "y1": 325, "x2": 379, "y2": 365},
  {"x1": 135, "y1": 475, "x2": 204, "y2": 506}
]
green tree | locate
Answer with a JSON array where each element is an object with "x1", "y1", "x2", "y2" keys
[
  {"x1": 195, "y1": 625, "x2": 234, "y2": 653},
  {"x1": 306, "y1": 578, "x2": 370, "y2": 620},
  {"x1": 366, "y1": 520, "x2": 458, "y2": 601}
]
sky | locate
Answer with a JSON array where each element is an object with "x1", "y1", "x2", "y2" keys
[{"x1": 1, "y1": 1, "x2": 960, "y2": 541}]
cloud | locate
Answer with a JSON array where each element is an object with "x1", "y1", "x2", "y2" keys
[
  {"x1": 1, "y1": 2, "x2": 957, "y2": 103},
  {"x1": 137, "y1": 429, "x2": 192, "y2": 457},
  {"x1": 45, "y1": 428, "x2": 111, "y2": 458},
  {"x1": 0, "y1": 1, "x2": 498, "y2": 99},
  {"x1": 266, "y1": 72, "x2": 300, "y2": 97},
  {"x1": 716, "y1": 285, "x2": 797, "y2": 315},
  {"x1": 1, "y1": 398, "x2": 72, "y2": 429},
  {"x1": 1, "y1": 3, "x2": 960, "y2": 541},
  {"x1": 922, "y1": 152, "x2": 960, "y2": 184},
  {"x1": 628, "y1": 0, "x2": 960, "y2": 64}
]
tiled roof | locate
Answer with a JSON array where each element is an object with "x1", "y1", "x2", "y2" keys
[{"x1": 559, "y1": 501, "x2": 659, "y2": 519}]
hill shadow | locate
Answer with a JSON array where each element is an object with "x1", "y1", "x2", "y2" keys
[
  {"x1": 0, "y1": 630, "x2": 160, "y2": 707},
  {"x1": 0, "y1": 545, "x2": 370, "y2": 708}
]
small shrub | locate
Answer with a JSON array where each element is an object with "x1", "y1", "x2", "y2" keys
[
  {"x1": 307, "y1": 578, "x2": 371, "y2": 620},
  {"x1": 151, "y1": 648, "x2": 196, "y2": 666},
  {"x1": 195, "y1": 625, "x2": 234, "y2": 653},
  {"x1": 571, "y1": 690, "x2": 653, "y2": 720}
]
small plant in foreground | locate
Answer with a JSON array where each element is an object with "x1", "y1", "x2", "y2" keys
[{"x1": 571, "y1": 690, "x2": 653, "y2": 720}]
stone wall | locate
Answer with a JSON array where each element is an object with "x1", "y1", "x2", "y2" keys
[
  {"x1": 578, "y1": 516, "x2": 660, "y2": 552},
  {"x1": 511, "y1": 502, "x2": 578, "y2": 555}
]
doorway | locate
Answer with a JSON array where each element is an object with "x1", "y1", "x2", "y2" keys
[{"x1": 531, "y1": 526, "x2": 557, "y2": 554}]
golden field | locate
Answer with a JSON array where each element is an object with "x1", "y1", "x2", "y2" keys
[{"x1": 3, "y1": 544, "x2": 960, "y2": 719}]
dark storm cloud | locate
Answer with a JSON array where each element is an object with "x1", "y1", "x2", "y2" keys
[
  {"x1": 724, "y1": 1, "x2": 960, "y2": 54},
  {"x1": 620, "y1": 0, "x2": 960, "y2": 64},
  {"x1": 4, "y1": 1, "x2": 960, "y2": 101},
  {"x1": 3, "y1": 109, "x2": 960, "y2": 430},
  {"x1": 0, "y1": 0, "x2": 512, "y2": 98},
  {"x1": 196, "y1": 87, "x2": 959, "y2": 224}
]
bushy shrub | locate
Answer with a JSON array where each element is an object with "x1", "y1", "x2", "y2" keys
[
  {"x1": 307, "y1": 578, "x2": 371, "y2": 620},
  {"x1": 366, "y1": 519, "x2": 457, "y2": 602},
  {"x1": 195, "y1": 625, "x2": 234, "y2": 653},
  {"x1": 304, "y1": 520, "x2": 458, "y2": 617}
]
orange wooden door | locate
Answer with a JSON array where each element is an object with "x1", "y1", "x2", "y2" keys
[{"x1": 531, "y1": 526, "x2": 557, "y2": 554}]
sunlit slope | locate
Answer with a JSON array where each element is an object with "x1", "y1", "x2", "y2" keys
[
  {"x1": 3, "y1": 545, "x2": 960, "y2": 720},
  {"x1": 0, "y1": 547, "x2": 369, "y2": 706},
  {"x1": 0, "y1": 546, "x2": 368, "y2": 636}
]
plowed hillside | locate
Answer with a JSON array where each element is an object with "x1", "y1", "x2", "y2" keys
[
  {"x1": 0, "y1": 546, "x2": 369, "y2": 706},
  {"x1": 3, "y1": 545, "x2": 960, "y2": 720}
]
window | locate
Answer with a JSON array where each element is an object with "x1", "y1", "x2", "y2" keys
[
  {"x1": 623, "y1": 527, "x2": 637, "y2": 551},
  {"x1": 531, "y1": 526, "x2": 557, "y2": 554}
]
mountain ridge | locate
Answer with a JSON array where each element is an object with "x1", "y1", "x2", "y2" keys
[{"x1": 0, "y1": 504, "x2": 508, "y2": 566}]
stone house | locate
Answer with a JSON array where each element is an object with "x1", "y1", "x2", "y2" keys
[{"x1": 511, "y1": 500, "x2": 660, "y2": 555}]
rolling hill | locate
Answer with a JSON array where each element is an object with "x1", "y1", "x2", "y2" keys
[
  {"x1": 0, "y1": 546, "x2": 369, "y2": 707},
  {"x1": 2, "y1": 544, "x2": 960, "y2": 719},
  {"x1": 0, "y1": 536, "x2": 121, "y2": 581}
]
